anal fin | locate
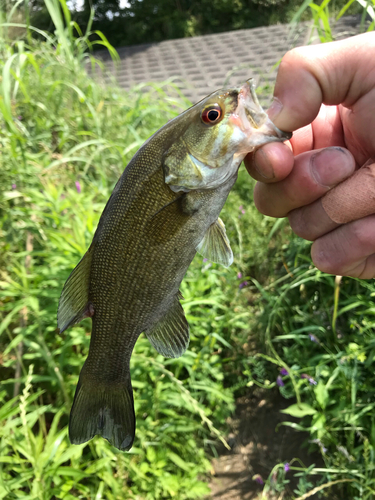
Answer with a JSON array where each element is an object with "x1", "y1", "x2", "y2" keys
[
  {"x1": 145, "y1": 295, "x2": 189, "y2": 358},
  {"x1": 196, "y1": 217, "x2": 233, "y2": 268},
  {"x1": 57, "y1": 247, "x2": 94, "y2": 333}
]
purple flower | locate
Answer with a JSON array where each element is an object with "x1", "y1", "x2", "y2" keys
[
  {"x1": 284, "y1": 463, "x2": 290, "y2": 472},
  {"x1": 309, "y1": 334, "x2": 318, "y2": 343},
  {"x1": 310, "y1": 438, "x2": 327, "y2": 454},
  {"x1": 11, "y1": 183, "x2": 17, "y2": 190},
  {"x1": 203, "y1": 258, "x2": 208, "y2": 262},
  {"x1": 202, "y1": 262, "x2": 212, "y2": 272},
  {"x1": 239, "y1": 281, "x2": 248, "y2": 289},
  {"x1": 253, "y1": 474, "x2": 264, "y2": 485},
  {"x1": 75, "y1": 181, "x2": 81, "y2": 194},
  {"x1": 280, "y1": 368, "x2": 288, "y2": 376},
  {"x1": 237, "y1": 272, "x2": 242, "y2": 279},
  {"x1": 276, "y1": 375, "x2": 284, "y2": 387},
  {"x1": 301, "y1": 374, "x2": 317, "y2": 385},
  {"x1": 17, "y1": 115, "x2": 23, "y2": 121}
]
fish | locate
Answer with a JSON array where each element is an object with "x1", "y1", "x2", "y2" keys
[{"x1": 57, "y1": 79, "x2": 291, "y2": 451}]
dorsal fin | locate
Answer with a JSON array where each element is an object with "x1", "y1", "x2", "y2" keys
[
  {"x1": 57, "y1": 247, "x2": 94, "y2": 333},
  {"x1": 145, "y1": 295, "x2": 189, "y2": 358},
  {"x1": 196, "y1": 217, "x2": 233, "y2": 268}
]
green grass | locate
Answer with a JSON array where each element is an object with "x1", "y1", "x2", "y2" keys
[{"x1": 1, "y1": 0, "x2": 375, "y2": 498}]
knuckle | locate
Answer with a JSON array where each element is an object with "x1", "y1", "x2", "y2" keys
[
  {"x1": 288, "y1": 209, "x2": 310, "y2": 239},
  {"x1": 312, "y1": 251, "x2": 337, "y2": 275},
  {"x1": 357, "y1": 255, "x2": 375, "y2": 279},
  {"x1": 350, "y1": 220, "x2": 370, "y2": 247},
  {"x1": 311, "y1": 238, "x2": 345, "y2": 275},
  {"x1": 366, "y1": 162, "x2": 375, "y2": 177},
  {"x1": 253, "y1": 184, "x2": 280, "y2": 217},
  {"x1": 288, "y1": 206, "x2": 321, "y2": 241}
]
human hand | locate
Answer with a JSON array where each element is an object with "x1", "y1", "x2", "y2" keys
[{"x1": 245, "y1": 32, "x2": 375, "y2": 278}]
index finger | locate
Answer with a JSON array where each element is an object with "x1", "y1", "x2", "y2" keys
[{"x1": 268, "y1": 32, "x2": 375, "y2": 132}]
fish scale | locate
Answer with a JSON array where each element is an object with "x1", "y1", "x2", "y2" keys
[{"x1": 57, "y1": 79, "x2": 291, "y2": 450}]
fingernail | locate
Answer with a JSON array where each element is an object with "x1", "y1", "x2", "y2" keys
[
  {"x1": 253, "y1": 149, "x2": 275, "y2": 180},
  {"x1": 311, "y1": 147, "x2": 355, "y2": 187},
  {"x1": 267, "y1": 97, "x2": 283, "y2": 121}
]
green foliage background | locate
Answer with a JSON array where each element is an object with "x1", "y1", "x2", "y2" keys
[
  {"x1": 0, "y1": 0, "x2": 375, "y2": 499},
  {"x1": 26, "y1": 0, "x2": 365, "y2": 47}
]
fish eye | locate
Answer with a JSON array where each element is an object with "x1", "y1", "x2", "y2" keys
[{"x1": 201, "y1": 104, "x2": 222, "y2": 125}]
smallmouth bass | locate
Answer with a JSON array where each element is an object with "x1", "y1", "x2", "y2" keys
[{"x1": 58, "y1": 80, "x2": 291, "y2": 451}]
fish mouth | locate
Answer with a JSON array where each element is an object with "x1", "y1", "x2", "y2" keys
[{"x1": 235, "y1": 79, "x2": 292, "y2": 146}]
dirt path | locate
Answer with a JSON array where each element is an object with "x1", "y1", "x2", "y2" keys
[{"x1": 210, "y1": 389, "x2": 323, "y2": 499}]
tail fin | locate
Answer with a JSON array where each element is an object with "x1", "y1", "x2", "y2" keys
[{"x1": 69, "y1": 377, "x2": 135, "y2": 451}]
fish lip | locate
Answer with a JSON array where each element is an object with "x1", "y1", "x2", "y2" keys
[
  {"x1": 269, "y1": 123, "x2": 292, "y2": 141},
  {"x1": 275, "y1": 126, "x2": 292, "y2": 141},
  {"x1": 236, "y1": 79, "x2": 292, "y2": 143},
  {"x1": 235, "y1": 79, "x2": 268, "y2": 132},
  {"x1": 239, "y1": 79, "x2": 263, "y2": 112}
]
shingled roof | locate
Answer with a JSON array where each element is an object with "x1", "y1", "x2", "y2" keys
[{"x1": 95, "y1": 15, "x2": 367, "y2": 105}]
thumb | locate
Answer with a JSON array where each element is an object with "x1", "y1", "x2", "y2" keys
[{"x1": 268, "y1": 32, "x2": 375, "y2": 132}]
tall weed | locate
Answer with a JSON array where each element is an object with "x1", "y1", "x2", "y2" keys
[{"x1": 291, "y1": 0, "x2": 375, "y2": 41}]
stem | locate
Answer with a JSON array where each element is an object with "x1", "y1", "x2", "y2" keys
[
  {"x1": 294, "y1": 478, "x2": 355, "y2": 500},
  {"x1": 332, "y1": 275, "x2": 342, "y2": 338},
  {"x1": 265, "y1": 326, "x2": 301, "y2": 405},
  {"x1": 133, "y1": 354, "x2": 230, "y2": 450},
  {"x1": 13, "y1": 231, "x2": 33, "y2": 399}
]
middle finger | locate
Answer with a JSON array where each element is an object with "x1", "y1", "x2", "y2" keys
[{"x1": 253, "y1": 147, "x2": 356, "y2": 218}]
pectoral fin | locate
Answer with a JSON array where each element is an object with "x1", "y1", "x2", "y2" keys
[
  {"x1": 57, "y1": 247, "x2": 94, "y2": 333},
  {"x1": 196, "y1": 218, "x2": 233, "y2": 268},
  {"x1": 145, "y1": 295, "x2": 189, "y2": 358},
  {"x1": 146, "y1": 194, "x2": 190, "y2": 245}
]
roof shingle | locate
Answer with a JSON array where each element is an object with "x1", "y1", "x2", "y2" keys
[{"x1": 94, "y1": 15, "x2": 369, "y2": 105}]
